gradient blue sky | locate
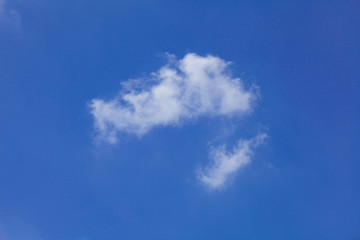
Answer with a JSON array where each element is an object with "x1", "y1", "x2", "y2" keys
[{"x1": 1, "y1": 0, "x2": 359, "y2": 239}]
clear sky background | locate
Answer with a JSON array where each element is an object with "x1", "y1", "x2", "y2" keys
[{"x1": 0, "y1": 0, "x2": 359, "y2": 239}]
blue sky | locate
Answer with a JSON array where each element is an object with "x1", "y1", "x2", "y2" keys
[{"x1": 0, "y1": 0, "x2": 359, "y2": 239}]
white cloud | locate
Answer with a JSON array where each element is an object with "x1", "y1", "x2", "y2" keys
[
  {"x1": 90, "y1": 53, "x2": 267, "y2": 190},
  {"x1": 90, "y1": 53, "x2": 256, "y2": 143},
  {"x1": 197, "y1": 133, "x2": 267, "y2": 190}
]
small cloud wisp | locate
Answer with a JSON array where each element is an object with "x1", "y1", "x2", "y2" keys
[
  {"x1": 197, "y1": 133, "x2": 267, "y2": 190},
  {"x1": 0, "y1": 0, "x2": 21, "y2": 29}
]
